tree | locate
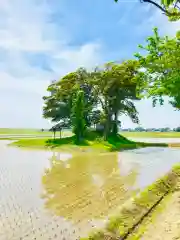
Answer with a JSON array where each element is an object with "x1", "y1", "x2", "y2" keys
[
  {"x1": 43, "y1": 63, "x2": 141, "y2": 141},
  {"x1": 135, "y1": 127, "x2": 145, "y2": 132},
  {"x1": 135, "y1": 28, "x2": 180, "y2": 110},
  {"x1": 71, "y1": 88, "x2": 86, "y2": 142},
  {"x1": 114, "y1": 0, "x2": 180, "y2": 21},
  {"x1": 89, "y1": 110, "x2": 102, "y2": 128},
  {"x1": 175, "y1": 127, "x2": 180, "y2": 132},
  {"x1": 43, "y1": 81, "x2": 70, "y2": 123},
  {"x1": 90, "y1": 61, "x2": 140, "y2": 139},
  {"x1": 43, "y1": 68, "x2": 97, "y2": 127}
]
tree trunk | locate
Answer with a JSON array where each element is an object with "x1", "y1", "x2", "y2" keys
[
  {"x1": 59, "y1": 130, "x2": 61, "y2": 139},
  {"x1": 104, "y1": 113, "x2": 111, "y2": 141},
  {"x1": 103, "y1": 100, "x2": 111, "y2": 141},
  {"x1": 112, "y1": 111, "x2": 118, "y2": 136},
  {"x1": 53, "y1": 131, "x2": 56, "y2": 140}
]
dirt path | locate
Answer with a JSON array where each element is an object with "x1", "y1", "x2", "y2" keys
[{"x1": 128, "y1": 189, "x2": 180, "y2": 240}]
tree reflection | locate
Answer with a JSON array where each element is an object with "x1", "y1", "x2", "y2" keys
[{"x1": 41, "y1": 152, "x2": 138, "y2": 223}]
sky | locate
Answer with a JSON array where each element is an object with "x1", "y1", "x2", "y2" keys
[{"x1": 0, "y1": 0, "x2": 179, "y2": 129}]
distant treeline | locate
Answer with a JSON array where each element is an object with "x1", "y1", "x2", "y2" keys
[
  {"x1": 121, "y1": 127, "x2": 180, "y2": 132},
  {"x1": 40, "y1": 127, "x2": 180, "y2": 133}
]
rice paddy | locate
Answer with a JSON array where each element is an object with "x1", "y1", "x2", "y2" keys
[{"x1": 1, "y1": 139, "x2": 180, "y2": 239}]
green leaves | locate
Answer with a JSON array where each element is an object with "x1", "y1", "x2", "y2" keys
[
  {"x1": 135, "y1": 27, "x2": 180, "y2": 109},
  {"x1": 71, "y1": 89, "x2": 86, "y2": 141},
  {"x1": 161, "y1": 0, "x2": 174, "y2": 6},
  {"x1": 43, "y1": 60, "x2": 141, "y2": 138},
  {"x1": 43, "y1": 67, "x2": 97, "y2": 127},
  {"x1": 89, "y1": 61, "x2": 141, "y2": 137}
]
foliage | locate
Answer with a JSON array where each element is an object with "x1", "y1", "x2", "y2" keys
[
  {"x1": 114, "y1": 0, "x2": 180, "y2": 21},
  {"x1": 43, "y1": 61, "x2": 142, "y2": 140},
  {"x1": 89, "y1": 61, "x2": 141, "y2": 138},
  {"x1": 71, "y1": 88, "x2": 87, "y2": 142},
  {"x1": 43, "y1": 68, "x2": 96, "y2": 126},
  {"x1": 135, "y1": 27, "x2": 180, "y2": 109},
  {"x1": 174, "y1": 127, "x2": 180, "y2": 132},
  {"x1": 43, "y1": 82, "x2": 70, "y2": 123},
  {"x1": 89, "y1": 110, "x2": 102, "y2": 127}
]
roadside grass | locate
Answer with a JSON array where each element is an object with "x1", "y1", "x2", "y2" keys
[
  {"x1": 81, "y1": 165, "x2": 180, "y2": 240},
  {"x1": 126, "y1": 192, "x2": 173, "y2": 240}
]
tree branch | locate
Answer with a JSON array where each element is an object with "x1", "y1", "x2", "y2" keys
[
  {"x1": 141, "y1": 0, "x2": 169, "y2": 14},
  {"x1": 174, "y1": 0, "x2": 180, "y2": 10},
  {"x1": 141, "y1": 0, "x2": 177, "y2": 16}
]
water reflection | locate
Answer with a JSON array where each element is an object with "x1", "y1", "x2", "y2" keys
[
  {"x1": 119, "y1": 147, "x2": 180, "y2": 189},
  {"x1": 1, "y1": 140, "x2": 180, "y2": 239},
  {"x1": 41, "y1": 152, "x2": 138, "y2": 224}
]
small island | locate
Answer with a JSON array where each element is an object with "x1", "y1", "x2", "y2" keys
[
  {"x1": 11, "y1": 63, "x2": 169, "y2": 152},
  {"x1": 11, "y1": 129, "x2": 168, "y2": 152}
]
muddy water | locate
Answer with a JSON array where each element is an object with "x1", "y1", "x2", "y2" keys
[{"x1": 0, "y1": 140, "x2": 180, "y2": 239}]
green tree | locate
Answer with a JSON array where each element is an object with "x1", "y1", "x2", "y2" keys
[
  {"x1": 43, "y1": 80, "x2": 70, "y2": 123},
  {"x1": 114, "y1": 0, "x2": 180, "y2": 21},
  {"x1": 135, "y1": 28, "x2": 180, "y2": 109},
  {"x1": 43, "y1": 63, "x2": 141, "y2": 141},
  {"x1": 43, "y1": 68, "x2": 97, "y2": 127},
  {"x1": 90, "y1": 61, "x2": 141, "y2": 139},
  {"x1": 71, "y1": 88, "x2": 86, "y2": 142},
  {"x1": 89, "y1": 110, "x2": 102, "y2": 128},
  {"x1": 174, "y1": 127, "x2": 180, "y2": 132}
]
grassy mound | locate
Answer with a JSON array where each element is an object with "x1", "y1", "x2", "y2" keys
[
  {"x1": 10, "y1": 130, "x2": 168, "y2": 152},
  {"x1": 81, "y1": 164, "x2": 180, "y2": 240}
]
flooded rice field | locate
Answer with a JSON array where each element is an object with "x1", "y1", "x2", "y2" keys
[{"x1": 0, "y1": 140, "x2": 180, "y2": 240}]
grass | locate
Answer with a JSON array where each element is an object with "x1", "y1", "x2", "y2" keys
[
  {"x1": 121, "y1": 131, "x2": 180, "y2": 138},
  {"x1": 126, "y1": 190, "x2": 173, "y2": 240},
  {"x1": 9, "y1": 130, "x2": 168, "y2": 152},
  {"x1": 0, "y1": 128, "x2": 51, "y2": 135},
  {"x1": 81, "y1": 164, "x2": 180, "y2": 240}
]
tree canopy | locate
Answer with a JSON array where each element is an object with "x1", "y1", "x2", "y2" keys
[
  {"x1": 43, "y1": 21, "x2": 180, "y2": 141},
  {"x1": 114, "y1": 0, "x2": 180, "y2": 21},
  {"x1": 135, "y1": 28, "x2": 180, "y2": 109},
  {"x1": 43, "y1": 61, "x2": 141, "y2": 140}
]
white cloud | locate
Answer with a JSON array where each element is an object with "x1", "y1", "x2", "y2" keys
[
  {"x1": 0, "y1": 0, "x2": 57, "y2": 52},
  {"x1": 52, "y1": 42, "x2": 103, "y2": 75},
  {"x1": 153, "y1": 11, "x2": 180, "y2": 36},
  {"x1": 0, "y1": 0, "x2": 179, "y2": 129},
  {"x1": 0, "y1": 0, "x2": 103, "y2": 128},
  {"x1": 133, "y1": 2, "x2": 180, "y2": 39}
]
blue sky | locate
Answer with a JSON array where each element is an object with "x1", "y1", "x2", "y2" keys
[{"x1": 0, "y1": 0, "x2": 179, "y2": 129}]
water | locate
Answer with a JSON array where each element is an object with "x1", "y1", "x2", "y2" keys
[{"x1": 0, "y1": 140, "x2": 180, "y2": 239}]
